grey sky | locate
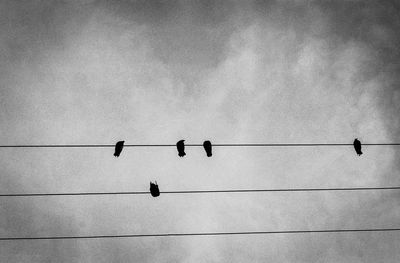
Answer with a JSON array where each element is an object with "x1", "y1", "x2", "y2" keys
[{"x1": 0, "y1": 0, "x2": 399, "y2": 262}]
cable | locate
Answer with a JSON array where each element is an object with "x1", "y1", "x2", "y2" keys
[
  {"x1": 1, "y1": 186, "x2": 399, "y2": 197},
  {"x1": 1, "y1": 228, "x2": 399, "y2": 241},
  {"x1": 0, "y1": 143, "x2": 399, "y2": 148}
]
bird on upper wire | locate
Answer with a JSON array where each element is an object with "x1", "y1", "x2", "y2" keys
[
  {"x1": 203, "y1": 140, "x2": 212, "y2": 157},
  {"x1": 150, "y1": 181, "x2": 160, "y2": 197},
  {"x1": 114, "y1": 141, "x2": 125, "y2": 157},
  {"x1": 176, "y1": 140, "x2": 186, "y2": 157},
  {"x1": 353, "y1": 138, "x2": 362, "y2": 156}
]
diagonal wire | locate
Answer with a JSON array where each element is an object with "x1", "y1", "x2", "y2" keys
[
  {"x1": 1, "y1": 228, "x2": 399, "y2": 241},
  {"x1": 1, "y1": 186, "x2": 400, "y2": 197}
]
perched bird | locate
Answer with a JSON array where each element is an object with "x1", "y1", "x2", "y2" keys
[
  {"x1": 114, "y1": 141, "x2": 125, "y2": 157},
  {"x1": 203, "y1": 140, "x2": 212, "y2": 157},
  {"x1": 353, "y1": 138, "x2": 362, "y2": 156},
  {"x1": 150, "y1": 181, "x2": 160, "y2": 197},
  {"x1": 176, "y1": 140, "x2": 186, "y2": 157}
]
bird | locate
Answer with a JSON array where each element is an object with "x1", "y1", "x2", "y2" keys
[
  {"x1": 114, "y1": 141, "x2": 125, "y2": 157},
  {"x1": 353, "y1": 138, "x2": 362, "y2": 156},
  {"x1": 150, "y1": 181, "x2": 160, "y2": 197},
  {"x1": 176, "y1": 140, "x2": 186, "y2": 157},
  {"x1": 203, "y1": 140, "x2": 212, "y2": 157}
]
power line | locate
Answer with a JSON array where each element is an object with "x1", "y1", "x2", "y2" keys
[
  {"x1": 1, "y1": 186, "x2": 400, "y2": 197},
  {"x1": 0, "y1": 143, "x2": 399, "y2": 148},
  {"x1": 1, "y1": 228, "x2": 399, "y2": 241}
]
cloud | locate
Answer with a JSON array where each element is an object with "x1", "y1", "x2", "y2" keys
[{"x1": 0, "y1": 0, "x2": 399, "y2": 262}]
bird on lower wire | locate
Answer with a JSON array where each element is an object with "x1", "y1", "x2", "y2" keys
[
  {"x1": 353, "y1": 138, "x2": 362, "y2": 156},
  {"x1": 176, "y1": 140, "x2": 186, "y2": 157},
  {"x1": 203, "y1": 140, "x2": 212, "y2": 157},
  {"x1": 150, "y1": 181, "x2": 160, "y2": 197},
  {"x1": 114, "y1": 141, "x2": 125, "y2": 157}
]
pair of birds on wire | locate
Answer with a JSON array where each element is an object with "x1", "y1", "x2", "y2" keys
[
  {"x1": 177, "y1": 140, "x2": 212, "y2": 157},
  {"x1": 113, "y1": 140, "x2": 212, "y2": 158}
]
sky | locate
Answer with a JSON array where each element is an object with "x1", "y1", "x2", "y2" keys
[{"x1": 0, "y1": 0, "x2": 399, "y2": 262}]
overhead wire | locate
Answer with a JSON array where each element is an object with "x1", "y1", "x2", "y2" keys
[
  {"x1": 1, "y1": 142, "x2": 399, "y2": 242},
  {"x1": 1, "y1": 186, "x2": 400, "y2": 197},
  {"x1": 0, "y1": 143, "x2": 399, "y2": 148},
  {"x1": 1, "y1": 228, "x2": 399, "y2": 241}
]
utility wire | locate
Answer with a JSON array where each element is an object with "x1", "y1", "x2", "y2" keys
[
  {"x1": 1, "y1": 186, "x2": 400, "y2": 197},
  {"x1": 0, "y1": 143, "x2": 399, "y2": 148},
  {"x1": 1, "y1": 228, "x2": 399, "y2": 241}
]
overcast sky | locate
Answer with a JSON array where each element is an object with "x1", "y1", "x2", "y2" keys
[{"x1": 0, "y1": 0, "x2": 399, "y2": 262}]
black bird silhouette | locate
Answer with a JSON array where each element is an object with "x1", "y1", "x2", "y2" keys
[
  {"x1": 353, "y1": 138, "x2": 362, "y2": 156},
  {"x1": 150, "y1": 181, "x2": 160, "y2": 197},
  {"x1": 203, "y1": 140, "x2": 212, "y2": 157},
  {"x1": 114, "y1": 141, "x2": 125, "y2": 157},
  {"x1": 176, "y1": 140, "x2": 186, "y2": 157}
]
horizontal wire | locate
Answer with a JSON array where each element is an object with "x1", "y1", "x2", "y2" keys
[
  {"x1": 0, "y1": 143, "x2": 399, "y2": 148},
  {"x1": 1, "y1": 186, "x2": 400, "y2": 197},
  {"x1": 1, "y1": 228, "x2": 399, "y2": 241}
]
